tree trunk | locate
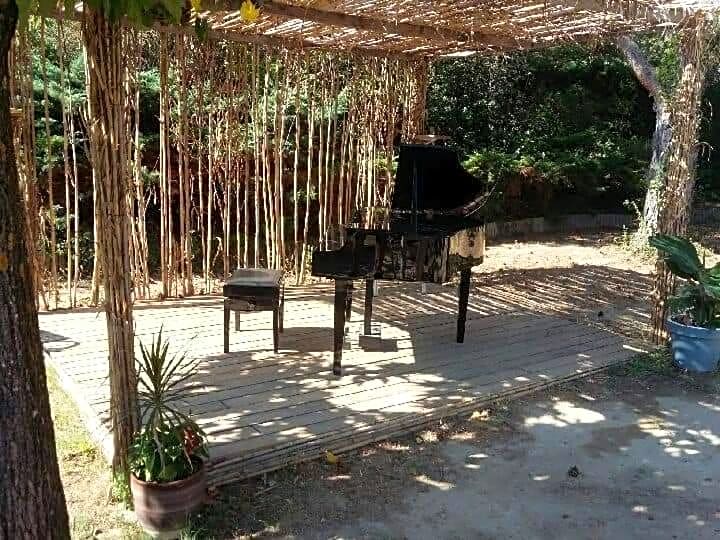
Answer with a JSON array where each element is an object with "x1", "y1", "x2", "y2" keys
[
  {"x1": 616, "y1": 36, "x2": 672, "y2": 247},
  {"x1": 0, "y1": 0, "x2": 71, "y2": 536},
  {"x1": 83, "y1": 8, "x2": 139, "y2": 480},
  {"x1": 637, "y1": 103, "x2": 672, "y2": 242}
]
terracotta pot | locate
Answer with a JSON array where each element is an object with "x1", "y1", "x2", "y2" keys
[{"x1": 130, "y1": 463, "x2": 207, "y2": 538}]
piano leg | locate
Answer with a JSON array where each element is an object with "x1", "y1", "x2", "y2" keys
[
  {"x1": 345, "y1": 281, "x2": 353, "y2": 320},
  {"x1": 457, "y1": 269, "x2": 471, "y2": 343},
  {"x1": 363, "y1": 278, "x2": 374, "y2": 335},
  {"x1": 333, "y1": 279, "x2": 350, "y2": 376}
]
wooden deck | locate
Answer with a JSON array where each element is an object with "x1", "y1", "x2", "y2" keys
[{"x1": 40, "y1": 268, "x2": 648, "y2": 486}]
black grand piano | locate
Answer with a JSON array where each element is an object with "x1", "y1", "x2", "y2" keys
[{"x1": 311, "y1": 142, "x2": 486, "y2": 375}]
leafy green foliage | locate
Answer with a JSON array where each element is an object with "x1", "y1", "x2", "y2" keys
[
  {"x1": 622, "y1": 349, "x2": 675, "y2": 377},
  {"x1": 18, "y1": 0, "x2": 184, "y2": 28},
  {"x1": 427, "y1": 44, "x2": 655, "y2": 218},
  {"x1": 129, "y1": 329, "x2": 208, "y2": 483},
  {"x1": 650, "y1": 235, "x2": 720, "y2": 328},
  {"x1": 50, "y1": 207, "x2": 95, "y2": 277}
]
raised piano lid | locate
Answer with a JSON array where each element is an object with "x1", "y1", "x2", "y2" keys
[{"x1": 392, "y1": 143, "x2": 481, "y2": 212}]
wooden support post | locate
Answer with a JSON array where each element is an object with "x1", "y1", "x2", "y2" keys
[
  {"x1": 333, "y1": 279, "x2": 349, "y2": 376},
  {"x1": 83, "y1": 8, "x2": 138, "y2": 479},
  {"x1": 364, "y1": 278, "x2": 374, "y2": 335},
  {"x1": 650, "y1": 13, "x2": 714, "y2": 343},
  {"x1": 457, "y1": 269, "x2": 471, "y2": 343}
]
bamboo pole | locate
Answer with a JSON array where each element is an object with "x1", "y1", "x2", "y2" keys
[
  {"x1": 328, "y1": 66, "x2": 338, "y2": 232},
  {"x1": 58, "y1": 20, "x2": 73, "y2": 306},
  {"x1": 279, "y1": 57, "x2": 290, "y2": 267},
  {"x1": 40, "y1": 18, "x2": 58, "y2": 308},
  {"x1": 206, "y1": 98, "x2": 214, "y2": 292},
  {"x1": 322, "y1": 60, "x2": 335, "y2": 243},
  {"x1": 197, "y1": 46, "x2": 207, "y2": 289},
  {"x1": 253, "y1": 47, "x2": 261, "y2": 268},
  {"x1": 177, "y1": 34, "x2": 194, "y2": 296},
  {"x1": 261, "y1": 54, "x2": 273, "y2": 268},
  {"x1": 235, "y1": 46, "x2": 245, "y2": 270},
  {"x1": 293, "y1": 55, "x2": 301, "y2": 283},
  {"x1": 83, "y1": 6, "x2": 138, "y2": 479},
  {"x1": 317, "y1": 63, "x2": 325, "y2": 251},
  {"x1": 299, "y1": 65, "x2": 315, "y2": 282},
  {"x1": 70, "y1": 87, "x2": 81, "y2": 303},
  {"x1": 130, "y1": 32, "x2": 149, "y2": 299},
  {"x1": 223, "y1": 96, "x2": 231, "y2": 278},
  {"x1": 243, "y1": 48, "x2": 250, "y2": 269},
  {"x1": 81, "y1": 40, "x2": 102, "y2": 307},
  {"x1": 159, "y1": 32, "x2": 170, "y2": 298},
  {"x1": 11, "y1": 29, "x2": 48, "y2": 309}
]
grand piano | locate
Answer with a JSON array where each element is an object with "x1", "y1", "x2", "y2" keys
[{"x1": 312, "y1": 142, "x2": 486, "y2": 376}]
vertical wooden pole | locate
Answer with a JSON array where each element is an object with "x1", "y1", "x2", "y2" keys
[
  {"x1": 651, "y1": 14, "x2": 713, "y2": 343},
  {"x1": 159, "y1": 33, "x2": 169, "y2": 298},
  {"x1": 58, "y1": 20, "x2": 73, "y2": 306},
  {"x1": 197, "y1": 47, "x2": 207, "y2": 287},
  {"x1": 243, "y1": 49, "x2": 250, "y2": 268},
  {"x1": 293, "y1": 55, "x2": 301, "y2": 282},
  {"x1": 253, "y1": 47, "x2": 260, "y2": 268},
  {"x1": 206, "y1": 104, "x2": 214, "y2": 292},
  {"x1": 40, "y1": 19, "x2": 58, "y2": 308},
  {"x1": 83, "y1": 7, "x2": 138, "y2": 479},
  {"x1": 317, "y1": 61, "x2": 325, "y2": 250},
  {"x1": 299, "y1": 65, "x2": 315, "y2": 282}
]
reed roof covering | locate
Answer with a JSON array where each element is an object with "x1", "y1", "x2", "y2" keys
[{"x1": 194, "y1": 0, "x2": 720, "y2": 57}]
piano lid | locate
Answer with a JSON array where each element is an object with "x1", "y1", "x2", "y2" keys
[{"x1": 391, "y1": 144, "x2": 481, "y2": 212}]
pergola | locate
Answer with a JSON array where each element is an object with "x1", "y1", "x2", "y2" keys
[
  {"x1": 6, "y1": 2, "x2": 720, "y2": 535},
  {"x1": 188, "y1": 0, "x2": 714, "y2": 57},
  {"x1": 26, "y1": 0, "x2": 720, "y2": 478}
]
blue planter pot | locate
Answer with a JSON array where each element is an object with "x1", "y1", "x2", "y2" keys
[{"x1": 667, "y1": 318, "x2": 720, "y2": 373}]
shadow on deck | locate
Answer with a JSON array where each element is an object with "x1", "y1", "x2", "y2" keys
[{"x1": 40, "y1": 265, "x2": 651, "y2": 485}]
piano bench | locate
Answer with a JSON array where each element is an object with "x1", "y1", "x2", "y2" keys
[{"x1": 222, "y1": 269, "x2": 284, "y2": 354}]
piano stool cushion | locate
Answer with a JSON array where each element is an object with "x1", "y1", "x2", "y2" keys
[
  {"x1": 223, "y1": 268, "x2": 283, "y2": 299},
  {"x1": 222, "y1": 268, "x2": 284, "y2": 354}
]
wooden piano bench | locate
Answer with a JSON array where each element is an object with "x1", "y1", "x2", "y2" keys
[{"x1": 222, "y1": 269, "x2": 284, "y2": 354}]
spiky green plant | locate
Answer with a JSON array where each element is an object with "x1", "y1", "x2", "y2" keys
[
  {"x1": 129, "y1": 328, "x2": 207, "y2": 483},
  {"x1": 650, "y1": 235, "x2": 720, "y2": 328}
]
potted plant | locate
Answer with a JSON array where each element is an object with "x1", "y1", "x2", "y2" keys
[
  {"x1": 129, "y1": 330, "x2": 208, "y2": 538},
  {"x1": 650, "y1": 234, "x2": 720, "y2": 373}
]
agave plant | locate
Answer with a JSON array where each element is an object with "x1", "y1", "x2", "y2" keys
[
  {"x1": 129, "y1": 328, "x2": 208, "y2": 483},
  {"x1": 649, "y1": 235, "x2": 720, "y2": 328}
]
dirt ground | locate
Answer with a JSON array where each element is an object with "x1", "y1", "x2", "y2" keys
[
  {"x1": 192, "y1": 362, "x2": 719, "y2": 540},
  {"x1": 49, "y1": 231, "x2": 720, "y2": 539}
]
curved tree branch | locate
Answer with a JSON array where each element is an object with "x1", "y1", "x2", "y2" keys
[{"x1": 616, "y1": 35, "x2": 665, "y2": 105}]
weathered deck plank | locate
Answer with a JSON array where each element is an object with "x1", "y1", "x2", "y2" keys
[{"x1": 40, "y1": 278, "x2": 644, "y2": 484}]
